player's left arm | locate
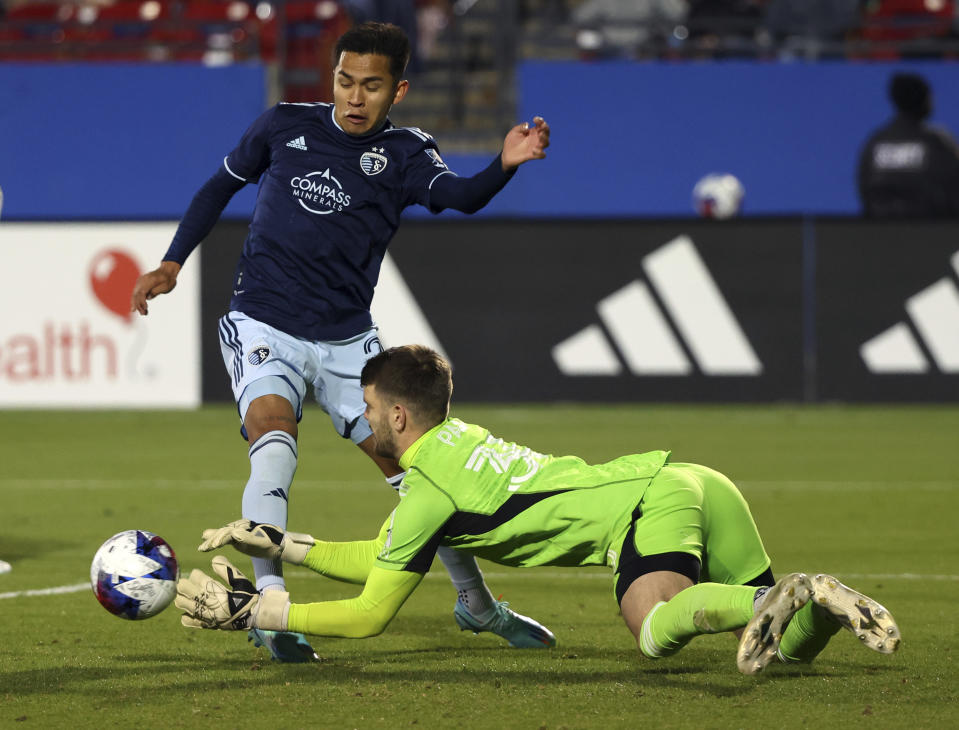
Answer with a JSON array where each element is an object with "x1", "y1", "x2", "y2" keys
[
  {"x1": 183, "y1": 489, "x2": 450, "y2": 636},
  {"x1": 198, "y1": 517, "x2": 391, "y2": 585},
  {"x1": 500, "y1": 116, "x2": 550, "y2": 170},
  {"x1": 424, "y1": 117, "x2": 550, "y2": 214},
  {"x1": 283, "y1": 566, "x2": 423, "y2": 638},
  {"x1": 175, "y1": 557, "x2": 421, "y2": 638},
  {"x1": 299, "y1": 513, "x2": 392, "y2": 584}
]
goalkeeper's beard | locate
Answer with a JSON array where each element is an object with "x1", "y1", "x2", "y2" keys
[{"x1": 372, "y1": 428, "x2": 399, "y2": 460}]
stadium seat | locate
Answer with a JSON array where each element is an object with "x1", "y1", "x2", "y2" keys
[
  {"x1": 4, "y1": 2, "x2": 66, "y2": 22},
  {"x1": 183, "y1": 0, "x2": 248, "y2": 23},
  {"x1": 96, "y1": 2, "x2": 162, "y2": 21},
  {"x1": 859, "y1": 0, "x2": 955, "y2": 58},
  {"x1": 277, "y1": 1, "x2": 349, "y2": 100},
  {"x1": 285, "y1": 1, "x2": 334, "y2": 23},
  {"x1": 94, "y1": 7, "x2": 152, "y2": 42}
]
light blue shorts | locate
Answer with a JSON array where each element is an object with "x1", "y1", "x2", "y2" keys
[{"x1": 217, "y1": 311, "x2": 382, "y2": 444}]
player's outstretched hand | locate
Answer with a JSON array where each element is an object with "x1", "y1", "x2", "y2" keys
[
  {"x1": 501, "y1": 116, "x2": 550, "y2": 171},
  {"x1": 198, "y1": 519, "x2": 315, "y2": 564},
  {"x1": 130, "y1": 260, "x2": 181, "y2": 316},
  {"x1": 175, "y1": 555, "x2": 261, "y2": 630}
]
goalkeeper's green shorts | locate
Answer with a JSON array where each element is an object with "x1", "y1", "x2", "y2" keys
[{"x1": 613, "y1": 463, "x2": 771, "y2": 601}]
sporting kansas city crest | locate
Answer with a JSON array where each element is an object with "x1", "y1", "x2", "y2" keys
[
  {"x1": 360, "y1": 148, "x2": 388, "y2": 176},
  {"x1": 247, "y1": 346, "x2": 270, "y2": 366}
]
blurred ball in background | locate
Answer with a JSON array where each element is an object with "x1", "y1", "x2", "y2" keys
[{"x1": 693, "y1": 173, "x2": 745, "y2": 219}]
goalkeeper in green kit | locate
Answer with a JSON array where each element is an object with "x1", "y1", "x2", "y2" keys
[{"x1": 178, "y1": 346, "x2": 901, "y2": 674}]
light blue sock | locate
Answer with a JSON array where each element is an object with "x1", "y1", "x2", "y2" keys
[{"x1": 242, "y1": 430, "x2": 297, "y2": 591}]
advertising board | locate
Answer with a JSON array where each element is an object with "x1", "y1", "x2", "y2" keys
[{"x1": 0, "y1": 223, "x2": 200, "y2": 407}]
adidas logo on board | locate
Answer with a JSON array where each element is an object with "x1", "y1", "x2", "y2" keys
[
  {"x1": 860, "y1": 251, "x2": 959, "y2": 374},
  {"x1": 552, "y1": 236, "x2": 762, "y2": 377}
]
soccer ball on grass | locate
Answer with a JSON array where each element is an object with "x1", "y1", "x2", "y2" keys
[{"x1": 90, "y1": 530, "x2": 179, "y2": 620}]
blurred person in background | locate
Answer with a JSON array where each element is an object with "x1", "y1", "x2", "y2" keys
[
  {"x1": 858, "y1": 71, "x2": 959, "y2": 218},
  {"x1": 573, "y1": 0, "x2": 689, "y2": 58},
  {"x1": 762, "y1": 0, "x2": 860, "y2": 57},
  {"x1": 684, "y1": 0, "x2": 766, "y2": 57}
]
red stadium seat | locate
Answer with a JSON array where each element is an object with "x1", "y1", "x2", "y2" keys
[
  {"x1": 860, "y1": 0, "x2": 955, "y2": 57},
  {"x1": 285, "y1": 1, "x2": 328, "y2": 23},
  {"x1": 280, "y1": 2, "x2": 349, "y2": 100},
  {"x1": 0, "y1": 23, "x2": 25, "y2": 41},
  {"x1": 182, "y1": 1, "x2": 251, "y2": 23},
  {"x1": 61, "y1": 23, "x2": 113, "y2": 45},
  {"x1": 4, "y1": 2, "x2": 66, "y2": 21},
  {"x1": 96, "y1": 2, "x2": 158, "y2": 22}
]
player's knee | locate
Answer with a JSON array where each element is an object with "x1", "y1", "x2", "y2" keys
[
  {"x1": 239, "y1": 375, "x2": 302, "y2": 437},
  {"x1": 245, "y1": 394, "x2": 298, "y2": 442}
]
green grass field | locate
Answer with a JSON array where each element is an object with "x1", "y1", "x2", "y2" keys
[{"x1": 2, "y1": 405, "x2": 957, "y2": 728}]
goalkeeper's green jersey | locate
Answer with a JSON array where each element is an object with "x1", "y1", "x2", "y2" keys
[{"x1": 375, "y1": 418, "x2": 670, "y2": 573}]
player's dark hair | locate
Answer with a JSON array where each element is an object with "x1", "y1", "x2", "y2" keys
[
  {"x1": 334, "y1": 22, "x2": 410, "y2": 84},
  {"x1": 889, "y1": 72, "x2": 931, "y2": 120},
  {"x1": 361, "y1": 345, "x2": 452, "y2": 427}
]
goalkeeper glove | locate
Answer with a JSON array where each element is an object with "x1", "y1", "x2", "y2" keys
[
  {"x1": 175, "y1": 555, "x2": 289, "y2": 631},
  {"x1": 197, "y1": 519, "x2": 314, "y2": 564}
]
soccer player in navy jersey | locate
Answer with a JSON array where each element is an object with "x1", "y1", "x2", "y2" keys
[{"x1": 130, "y1": 22, "x2": 552, "y2": 661}]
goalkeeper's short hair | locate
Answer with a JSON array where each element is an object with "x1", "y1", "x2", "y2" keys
[{"x1": 361, "y1": 345, "x2": 451, "y2": 427}]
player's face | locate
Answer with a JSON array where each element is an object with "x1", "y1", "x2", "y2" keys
[
  {"x1": 363, "y1": 385, "x2": 399, "y2": 459},
  {"x1": 333, "y1": 52, "x2": 409, "y2": 136}
]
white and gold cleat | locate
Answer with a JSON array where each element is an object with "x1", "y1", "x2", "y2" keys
[
  {"x1": 810, "y1": 573, "x2": 901, "y2": 654},
  {"x1": 737, "y1": 572, "x2": 813, "y2": 675}
]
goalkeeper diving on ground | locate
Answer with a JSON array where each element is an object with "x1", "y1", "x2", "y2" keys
[{"x1": 177, "y1": 345, "x2": 901, "y2": 674}]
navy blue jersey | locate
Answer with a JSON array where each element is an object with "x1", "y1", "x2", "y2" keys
[{"x1": 168, "y1": 102, "x2": 455, "y2": 340}]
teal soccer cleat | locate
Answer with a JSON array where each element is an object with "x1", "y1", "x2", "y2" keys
[
  {"x1": 248, "y1": 628, "x2": 318, "y2": 663},
  {"x1": 454, "y1": 599, "x2": 556, "y2": 648}
]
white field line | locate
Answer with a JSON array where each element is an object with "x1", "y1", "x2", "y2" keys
[
  {"x1": 0, "y1": 582, "x2": 89, "y2": 600},
  {"x1": 4, "y1": 571, "x2": 957, "y2": 602}
]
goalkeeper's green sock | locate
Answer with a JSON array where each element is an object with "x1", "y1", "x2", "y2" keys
[
  {"x1": 777, "y1": 603, "x2": 841, "y2": 663},
  {"x1": 640, "y1": 583, "x2": 756, "y2": 658}
]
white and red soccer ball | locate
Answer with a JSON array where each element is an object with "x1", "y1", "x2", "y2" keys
[
  {"x1": 90, "y1": 530, "x2": 179, "y2": 620},
  {"x1": 693, "y1": 173, "x2": 745, "y2": 219}
]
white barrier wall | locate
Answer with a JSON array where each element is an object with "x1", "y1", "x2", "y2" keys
[{"x1": 0, "y1": 223, "x2": 200, "y2": 407}]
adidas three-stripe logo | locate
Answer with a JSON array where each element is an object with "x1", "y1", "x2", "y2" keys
[
  {"x1": 860, "y1": 250, "x2": 959, "y2": 373},
  {"x1": 553, "y1": 236, "x2": 762, "y2": 377},
  {"x1": 286, "y1": 136, "x2": 307, "y2": 150}
]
